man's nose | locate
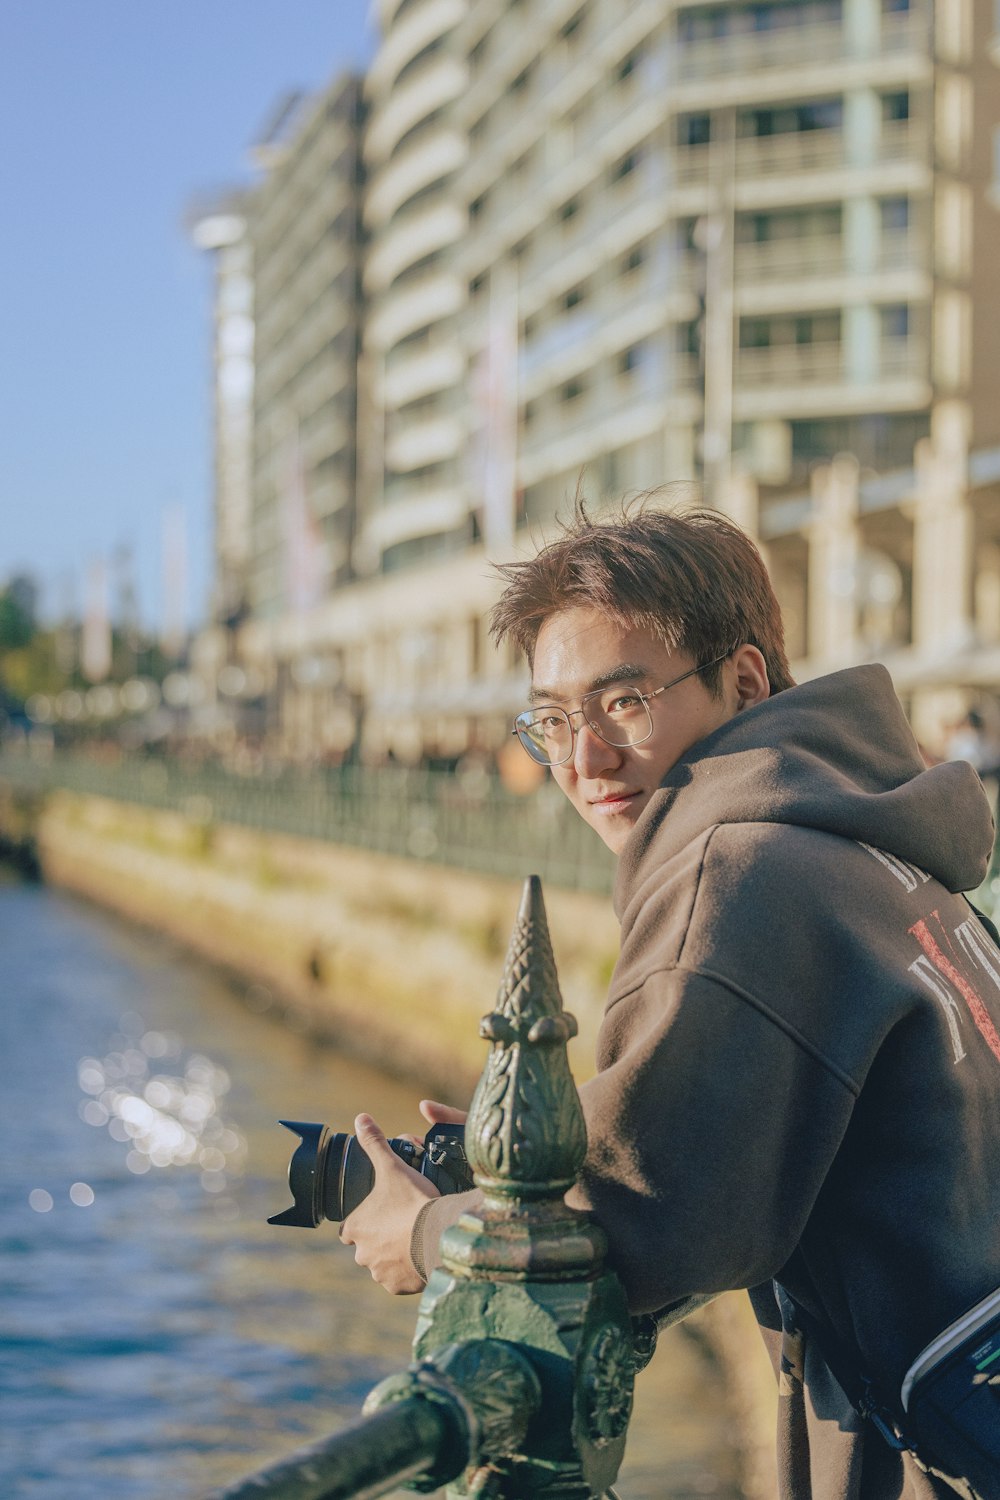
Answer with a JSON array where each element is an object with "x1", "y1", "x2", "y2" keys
[{"x1": 572, "y1": 720, "x2": 623, "y2": 777}]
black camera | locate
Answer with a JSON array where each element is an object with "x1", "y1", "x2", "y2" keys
[{"x1": 268, "y1": 1119, "x2": 473, "y2": 1228}]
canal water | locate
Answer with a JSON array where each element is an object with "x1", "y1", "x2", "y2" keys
[{"x1": 0, "y1": 875, "x2": 744, "y2": 1499}]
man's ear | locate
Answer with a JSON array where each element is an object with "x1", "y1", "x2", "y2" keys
[{"x1": 731, "y1": 645, "x2": 770, "y2": 709}]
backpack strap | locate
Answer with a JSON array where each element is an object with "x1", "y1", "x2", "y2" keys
[{"x1": 772, "y1": 1282, "x2": 915, "y2": 1456}]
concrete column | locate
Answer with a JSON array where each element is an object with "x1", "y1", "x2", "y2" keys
[
  {"x1": 843, "y1": 195, "x2": 879, "y2": 277},
  {"x1": 844, "y1": 87, "x2": 879, "y2": 167},
  {"x1": 909, "y1": 400, "x2": 975, "y2": 746},
  {"x1": 807, "y1": 455, "x2": 861, "y2": 667},
  {"x1": 843, "y1": 0, "x2": 880, "y2": 56},
  {"x1": 663, "y1": 422, "x2": 696, "y2": 482},
  {"x1": 715, "y1": 466, "x2": 759, "y2": 540},
  {"x1": 844, "y1": 302, "x2": 880, "y2": 385}
]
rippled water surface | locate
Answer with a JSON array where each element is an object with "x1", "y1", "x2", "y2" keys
[{"x1": 0, "y1": 878, "x2": 743, "y2": 1499}]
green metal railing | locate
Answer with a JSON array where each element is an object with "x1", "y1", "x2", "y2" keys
[
  {"x1": 0, "y1": 751, "x2": 616, "y2": 894},
  {"x1": 205, "y1": 878, "x2": 649, "y2": 1500}
]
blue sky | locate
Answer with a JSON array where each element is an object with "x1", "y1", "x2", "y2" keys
[{"x1": 0, "y1": 2, "x2": 374, "y2": 630}]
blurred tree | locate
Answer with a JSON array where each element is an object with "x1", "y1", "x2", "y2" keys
[{"x1": 0, "y1": 588, "x2": 35, "y2": 652}]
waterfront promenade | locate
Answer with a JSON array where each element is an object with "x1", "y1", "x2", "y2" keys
[{"x1": 0, "y1": 749, "x2": 780, "y2": 1495}]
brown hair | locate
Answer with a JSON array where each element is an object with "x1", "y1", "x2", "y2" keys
[{"x1": 490, "y1": 491, "x2": 794, "y2": 695}]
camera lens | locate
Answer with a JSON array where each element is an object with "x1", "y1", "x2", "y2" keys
[
  {"x1": 329, "y1": 1133, "x2": 375, "y2": 1221},
  {"x1": 269, "y1": 1121, "x2": 428, "y2": 1229}
]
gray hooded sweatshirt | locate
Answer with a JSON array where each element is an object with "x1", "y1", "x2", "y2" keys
[{"x1": 414, "y1": 665, "x2": 1000, "y2": 1499}]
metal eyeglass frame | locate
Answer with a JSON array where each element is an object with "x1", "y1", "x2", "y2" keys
[{"x1": 512, "y1": 650, "x2": 735, "y2": 766}]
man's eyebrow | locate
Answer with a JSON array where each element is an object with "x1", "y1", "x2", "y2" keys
[{"x1": 528, "y1": 663, "x2": 652, "y2": 704}]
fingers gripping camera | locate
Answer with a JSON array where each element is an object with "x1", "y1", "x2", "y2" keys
[{"x1": 268, "y1": 1119, "x2": 473, "y2": 1228}]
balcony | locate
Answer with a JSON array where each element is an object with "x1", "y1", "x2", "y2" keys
[
  {"x1": 880, "y1": 8, "x2": 932, "y2": 56},
  {"x1": 676, "y1": 20, "x2": 846, "y2": 82},
  {"x1": 674, "y1": 117, "x2": 928, "y2": 191},
  {"x1": 736, "y1": 235, "x2": 844, "y2": 284},
  {"x1": 736, "y1": 127, "x2": 847, "y2": 179},
  {"x1": 879, "y1": 335, "x2": 928, "y2": 381},
  {"x1": 877, "y1": 228, "x2": 926, "y2": 273},
  {"x1": 736, "y1": 341, "x2": 843, "y2": 387}
]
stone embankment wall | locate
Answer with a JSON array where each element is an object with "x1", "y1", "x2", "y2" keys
[
  {"x1": 12, "y1": 787, "x2": 620, "y2": 1099},
  {"x1": 0, "y1": 783, "x2": 778, "y2": 1496}
]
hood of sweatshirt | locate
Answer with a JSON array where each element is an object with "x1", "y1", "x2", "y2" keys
[{"x1": 615, "y1": 664, "x2": 994, "y2": 916}]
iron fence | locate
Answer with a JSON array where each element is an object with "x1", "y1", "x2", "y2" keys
[{"x1": 0, "y1": 750, "x2": 616, "y2": 895}]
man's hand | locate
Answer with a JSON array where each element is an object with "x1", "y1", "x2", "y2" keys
[
  {"x1": 340, "y1": 1114, "x2": 441, "y2": 1294},
  {"x1": 418, "y1": 1099, "x2": 468, "y2": 1127}
]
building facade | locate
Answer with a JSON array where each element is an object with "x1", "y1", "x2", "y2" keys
[
  {"x1": 237, "y1": 75, "x2": 367, "y2": 757},
  {"x1": 198, "y1": 0, "x2": 1000, "y2": 765}
]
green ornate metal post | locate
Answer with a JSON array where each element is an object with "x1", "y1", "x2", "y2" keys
[
  {"x1": 368, "y1": 874, "x2": 634, "y2": 1498},
  {"x1": 208, "y1": 875, "x2": 636, "y2": 1500}
]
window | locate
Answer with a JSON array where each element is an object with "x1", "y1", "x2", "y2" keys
[
  {"x1": 680, "y1": 114, "x2": 711, "y2": 148},
  {"x1": 880, "y1": 196, "x2": 910, "y2": 231},
  {"x1": 741, "y1": 99, "x2": 843, "y2": 137},
  {"x1": 563, "y1": 284, "x2": 586, "y2": 310},
  {"x1": 610, "y1": 150, "x2": 641, "y2": 183},
  {"x1": 470, "y1": 30, "x2": 491, "y2": 69},
  {"x1": 618, "y1": 344, "x2": 645, "y2": 375},
  {"x1": 560, "y1": 377, "x2": 586, "y2": 402},
  {"x1": 882, "y1": 91, "x2": 910, "y2": 122},
  {"x1": 560, "y1": 6, "x2": 586, "y2": 42},
  {"x1": 880, "y1": 304, "x2": 910, "y2": 338},
  {"x1": 559, "y1": 197, "x2": 580, "y2": 222},
  {"x1": 620, "y1": 243, "x2": 646, "y2": 274},
  {"x1": 617, "y1": 50, "x2": 640, "y2": 83}
]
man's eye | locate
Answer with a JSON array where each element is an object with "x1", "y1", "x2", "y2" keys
[{"x1": 607, "y1": 693, "x2": 642, "y2": 713}]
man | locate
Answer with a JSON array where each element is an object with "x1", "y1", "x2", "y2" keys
[{"x1": 342, "y1": 503, "x2": 1000, "y2": 1499}]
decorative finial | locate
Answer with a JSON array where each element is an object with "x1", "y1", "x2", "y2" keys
[{"x1": 465, "y1": 876, "x2": 587, "y2": 1201}]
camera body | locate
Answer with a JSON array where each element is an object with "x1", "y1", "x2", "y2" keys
[{"x1": 268, "y1": 1119, "x2": 472, "y2": 1229}]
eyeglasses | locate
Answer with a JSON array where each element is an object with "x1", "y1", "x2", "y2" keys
[{"x1": 512, "y1": 652, "x2": 734, "y2": 767}]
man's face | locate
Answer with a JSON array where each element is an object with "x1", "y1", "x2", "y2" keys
[{"x1": 530, "y1": 607, "x2": 741, "y2": 855}]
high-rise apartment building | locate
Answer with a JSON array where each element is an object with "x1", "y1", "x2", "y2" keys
[
  {"x1": 247, "y1": 77, "x2": 366, "y2": 623},
  {"x1": 458, "y1": 0, "x2": 995, "y2": 510},
  {"x1": 230, "y1": 75, "x2": 367, "y2": 756},
  {"x1": 358, "y1": 0, "x2": 470, "y2": 576},
  {"x1": 443, "y1": 0, "x2": 1000, "y2": 749}
]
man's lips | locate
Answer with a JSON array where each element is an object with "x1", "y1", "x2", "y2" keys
[{"x1": 587, "y1": 790, "x2": 641, "y2": 810}]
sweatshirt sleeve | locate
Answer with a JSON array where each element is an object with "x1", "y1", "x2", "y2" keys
[
  {"x1": 567, "y1": 965, "x2": 858, "y2": 1313},
  {"x1": 410, "y1": 1188, "x2": 481, "y2": 1282}
]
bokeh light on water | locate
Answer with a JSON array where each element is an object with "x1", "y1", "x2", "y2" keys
[{"x1": 76, "y1": 1017, "x2": 247, "y2": 1201}]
